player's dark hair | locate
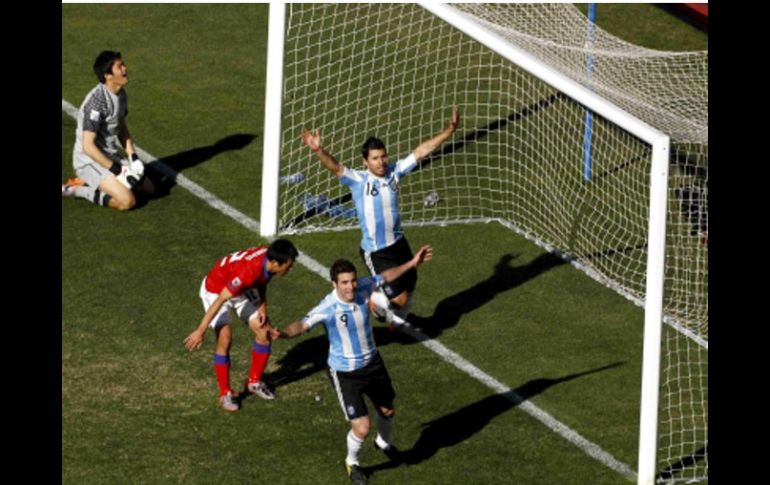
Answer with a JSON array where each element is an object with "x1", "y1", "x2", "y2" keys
[
  {"x1": 362, "y1": 137, "x2": 386, "y2": 159},
  {"x1": 267, "y1": 239, "x2": 299, "y2": 264},
  {"x1": 330, "y1": 259, "x2": 357, "y2": 282},
  {"x1": 93, "y1": 51, "x2": 122, "y2": 83}
]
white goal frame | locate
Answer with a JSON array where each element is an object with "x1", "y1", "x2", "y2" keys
[{"x1": 260, "y1": 4, "x2": 670, "y2": 484}]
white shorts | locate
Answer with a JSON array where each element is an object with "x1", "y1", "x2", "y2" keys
[{"x1": 199, "y1": 278, "x2": 262, "y2": 328}]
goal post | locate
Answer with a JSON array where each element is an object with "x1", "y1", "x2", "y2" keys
[
  {"x1": 260, "y1": 4, "x2": 707, "y2": 483},
  {"x1": 417, "y1": 10, "x2": 676, "y2": 483},
  {"x1": 260, "y1": 0, "x2": 286, "y2": 238}
]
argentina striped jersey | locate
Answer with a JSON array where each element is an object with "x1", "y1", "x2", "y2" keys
[
  {"x1": 339, "y1": 154, "x2": 418, "y2": 252},
  {"x1": 303, "y1": 275, "x2": 385, "y2": 372}
]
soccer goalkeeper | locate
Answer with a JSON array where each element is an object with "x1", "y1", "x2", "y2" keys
[
  {"x1": 301, "y1": 107, "x2": 459, "y2": 328},
  {"x1": 61, "y1": 50, "x2": 154, "y2": 210}
]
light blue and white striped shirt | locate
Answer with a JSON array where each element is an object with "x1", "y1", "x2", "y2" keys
[
  {"x1": 339, "y1": 154, "x2": 418, "y2": 253},
  {"x1": 304, "y1": 275, "x2": 384, "y2": 372}
]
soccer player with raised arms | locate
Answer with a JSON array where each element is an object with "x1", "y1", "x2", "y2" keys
[
  {"x1": 301, "y1": 107, "x2": 459, "y2": 327},
  {"x1": 276, "y1": 244, "x2": 433, "y2": 484},
  {"x1": 184, "y1": 239, "x2": 298, "y2": 412}
]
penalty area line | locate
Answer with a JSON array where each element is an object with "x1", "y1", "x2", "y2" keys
[{"x1": 62, "y1": 98, "x2": 636, "y2": 481}]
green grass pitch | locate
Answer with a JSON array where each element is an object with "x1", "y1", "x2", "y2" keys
[{"x1": 62, "y1": 4, "x2": 707, "y2": 484}]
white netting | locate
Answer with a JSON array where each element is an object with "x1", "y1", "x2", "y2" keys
[{"x1": 274, "y1": 4, "x2": 707, "y2": 481}]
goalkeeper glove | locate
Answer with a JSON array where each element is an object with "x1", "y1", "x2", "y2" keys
[
  {"x1": 112, "y1": 158, "x2": 143, "y2": 189},
  {"x1": 128, "y1": 153, "x2": 145, "y2": 177}
]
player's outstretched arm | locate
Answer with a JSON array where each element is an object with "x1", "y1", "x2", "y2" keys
[
  {"x1": 301, "y1": 128, "x2": 345, "y2": 176},
  {"x1": 380, "y1": 245, "x2": 433, "y2": 283},
  {"x1": 412, "y1": 106, "x2": 460, "y2": 161},
  {"x1": 276, "y1": 320, "x2": 310, "y2": 339},
  {"x1": 184, "y1": 288, "x2": 233, "y2": 351}
]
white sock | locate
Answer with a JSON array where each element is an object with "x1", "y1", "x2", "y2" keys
[
  {"x1": 73, "y1": 185, "x2": 92, "y2": 200},
  {"x1": 375, "y1": 414, "x2": 395, "y2": 449},
  {"x1": 346, "y1": 430, "x2": 364, "y2": 466}
]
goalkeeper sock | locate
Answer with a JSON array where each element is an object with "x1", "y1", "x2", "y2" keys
[
  {"x1": 346, "y1": 430, "x2": 365, "y2": 466},
  {"x1": 89, "y1": 188, "x2": 112, "y2": 207},
  {"x1": 213, "y1": 354, "x2": 232, "y2": 396},
  {"x1": 248, "y1": 341, "x2": 271, "y2": 384}
]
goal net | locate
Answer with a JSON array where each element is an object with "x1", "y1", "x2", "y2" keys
[{"x1": 264, "y1": 4, "x2": 707, "y2": 483}]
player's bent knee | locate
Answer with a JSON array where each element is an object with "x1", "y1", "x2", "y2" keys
[
  {"x1": 115, "y1": 199, "x2": 135, "y2": 211},
  {"x1": 110, "y1": 191, "x2": 136, "y2": 211},
  {"x1": 351, "y1": 417, "x2": 371, "y2": 438}
]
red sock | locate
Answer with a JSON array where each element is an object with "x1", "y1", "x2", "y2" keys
[
  {"x1": 248, "y1": 341, "x2": 271, "y2": 384},
  {"x1": 213, "y1": 354, "x2": 231, "y2": 396}
]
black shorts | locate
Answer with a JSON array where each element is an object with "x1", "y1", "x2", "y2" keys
[
  {"x1": 328, "y1": 352, "x2": 396, "y2": 421},
  {"x1": 360, "y1": 236, "x2": 416, "y2": 298}
]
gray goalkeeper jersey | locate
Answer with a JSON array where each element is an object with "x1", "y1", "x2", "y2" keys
[{"x1": 73, "y1": 83, "x2": 127, "y2": 169}]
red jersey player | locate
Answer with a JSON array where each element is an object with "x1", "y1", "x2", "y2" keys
[{"x1": 184, "y1": 239, "x2": 298, "y2": 412}]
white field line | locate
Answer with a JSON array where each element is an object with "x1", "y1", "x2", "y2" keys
[{"x1": 62, "y1": 98, "x2": 636, "y2": 481}]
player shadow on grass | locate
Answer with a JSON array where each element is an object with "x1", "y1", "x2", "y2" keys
[
  {"x1": 260, "y1": 335, "x2": 329, "y2": 390},
  {"x1": 133, "y1": 133, "x2": 256, "y2": 208},
  {"x1": 363, "y1": 361, "x2": 624, "y2": 475},
  {"x1": 403, "y1": 252, "x2": 566, "y2": 340},
  {"x1": 257, "y1": 252, "x2": 567, "y2": 390},
  {"x1": 252, "y1": 253, "x2": 564, "y2": 388}
]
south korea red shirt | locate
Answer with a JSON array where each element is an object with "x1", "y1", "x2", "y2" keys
[{"x1": 204, "y1": 246, "x2": 272, "y2": 296}]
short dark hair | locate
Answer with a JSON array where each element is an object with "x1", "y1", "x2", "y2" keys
[
  {"x1": 330, "y1": 259, "x2": 357, "y2": 282},
  {"x1": 267, "y1": 239, "x2": 298, "y2": 264},
  {"x1": 362, "y1": 137, "x2": 386, "y2": 160},
  {"x1": 93, "y1": 51, "x2": 122, "y2": 83}
]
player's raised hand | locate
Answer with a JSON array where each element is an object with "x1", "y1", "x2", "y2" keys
[
  {"x1": 413, "y1": 245, "x2": 434, "y2": 267},
  {"x1": 301, "y1": 128, "x2": 322, "y2": 152},
  {"x1": 184, "y1": 329, "x2": 205, "y2": 351},
  {"x1": 448, "y1": 106, "x2": 460, "y2": 133}
]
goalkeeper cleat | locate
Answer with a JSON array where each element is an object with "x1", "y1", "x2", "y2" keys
[
  {"x1": 219, "y1": 391, "x2": 239, "y2": 412},
  {"x1": 61, "y1": 177, "x2": 85, "y2": 198},
  {"x1": 345, "y1": 463, "x2": 368, "y2": 485},
  {"x1": 245, "y1": 380, "x2": 275, "y2": 400}
]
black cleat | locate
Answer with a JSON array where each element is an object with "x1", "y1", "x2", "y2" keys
[
  {"x1": 345, "y1": 463, "x2": 368, "y2": 485},
  {"x1": 374, "y1": 441, "x2": 404, "y2": 463}
]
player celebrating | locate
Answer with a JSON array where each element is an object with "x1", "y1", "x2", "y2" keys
[
  {"x1": 62, "y1": 50, "x2": 154, "y2": 210},
  {"x1": 301, "y1": 107, "x2": 459, "y2": 328},
  {"x1": 276, "y1": 245, "x2": 433, "y2": 485},
  {"x1": 184, "y1": 239, "x2": 298, "y2": 412}
]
